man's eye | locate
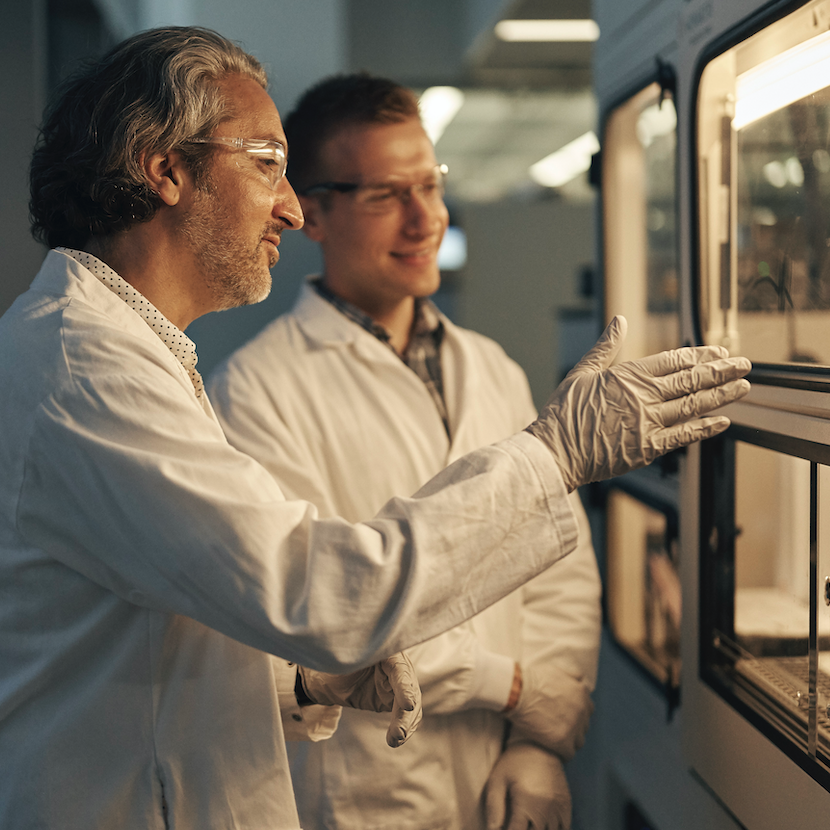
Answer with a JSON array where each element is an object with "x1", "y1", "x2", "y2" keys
[{"x1": 364, "y1": 188, "x2": 396, "y2": 202}]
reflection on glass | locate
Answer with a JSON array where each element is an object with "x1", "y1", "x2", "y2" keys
[
  {"x1": 604, "y1": 83, "x2": 679, "y2": 361},
  {"x1": 704, "y1": 434, "x2": 830, "y2": 768},
  {"x1": 607, "y1": 489, "x2": 681, "y2": 689},
  {"x1": 697, "y1": 0, "x2": 830, "y2": 364}
]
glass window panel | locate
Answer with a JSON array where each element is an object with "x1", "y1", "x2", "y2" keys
[
  {"x1": 603, "y1": 83, "x2": 679, "y2": 361},
  {"x1": 697, "y1": 0, "x2": 830, "y2": 365},
  {"x1": 818, "y1": 463, "x2": 830, "y2": 766},
  {"x1": 602, "y1": 82, "x2": 681, "y2": 693},
  {"x1": 606, "y1": 489, "x2": 681, "y2": 689},
  {"x1": 703, "y1": 431, "x2": 830, "y2": 774}
]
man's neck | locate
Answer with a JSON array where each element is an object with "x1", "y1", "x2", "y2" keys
[
  {"x1": 374, "y1": 300, "x2": 416, "y2": 354},
  {"x1": 320, "y1": 277, "x2": 415, "y2": 354},
  {"x1": 84, "y1": 222, "x2": 204, "y2": 331}
]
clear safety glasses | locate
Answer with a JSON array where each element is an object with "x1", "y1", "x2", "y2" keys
[
  {"x1": 187, "y1": 137, "x2": 287, "y2": 190},
  {"x1": 300, "y1": 163, "x2": 448, "y2": 215}
]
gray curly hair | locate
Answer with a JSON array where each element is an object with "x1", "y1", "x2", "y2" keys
[{"x1": 30, "y1": 26, "x2": 267, "y2": 249}]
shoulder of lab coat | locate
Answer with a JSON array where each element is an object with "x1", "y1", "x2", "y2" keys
[{"x1": 10, "y1": 257, "x2": 577, "y2": 670}]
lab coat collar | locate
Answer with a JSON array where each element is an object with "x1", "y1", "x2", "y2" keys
[
  {"x1": 292, "y1": 279, "x2": 369, "y2": 348},
  {"x1": 292, "y1": 277, "x2": 455, "y2": 352},
  {"x1": 31, "y1": 250, "x2": 212, "y2": 415},
  {"x1": 291, "y1": 277, "x2": 489, "y2": 447},
  {"x1": 292, "y1": 278, "x2": 432, "y2": 369},
  {"x1": 31, "y1": 251, "x2": 167, "y2": 355}
]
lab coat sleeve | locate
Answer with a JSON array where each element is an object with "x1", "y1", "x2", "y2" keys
[
  {"x1": 514, "y1": 374, "x2": 601, "y2": 696},
  {"x1": 210, "y1": 366, "x2": 518, "y2": 715},
  {"x1": 519, "y1": 492, "x2": 602, "y2": 689},
  {"x1": 17, "y1": 324, "x2": 578, "y2": 674}
]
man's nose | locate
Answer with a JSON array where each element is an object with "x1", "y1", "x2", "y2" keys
[
  {"x1": 273, "y1": 176, "x2": 305, "y2": 230},
  {"x1": 402, "y1": 188, "x2": 445, "y2": 234}
]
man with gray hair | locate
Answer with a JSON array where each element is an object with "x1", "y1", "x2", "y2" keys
[{"x1": 0, "y1": 25, "x2": 749, "y2": 830}]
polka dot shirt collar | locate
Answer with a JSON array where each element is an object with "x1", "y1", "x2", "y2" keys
[{"x1": 57, "y1": 247, "x2": 204, "y2": 399}]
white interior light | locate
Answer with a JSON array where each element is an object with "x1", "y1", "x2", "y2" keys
[
  {"x1": 495, "y1": 19, "x2": 599, "y2": 42},
  {"x1": 786, "y1": 156, "x2": 805, "y2": 186},
  {"x1": 530, "y1": 131, "x2": 600, "y2": 188},
  {"x1": 763, "y1": 160, "x2": 787, "y2": 188},
  {"x1": 733, "y1": 28, "x2": 830, "y2": 129},
  {"x1": 636, "y1": 101, "x2": 677, "y2": 148},
  {"x1": 419, "y1": 86, "x2": 465, "y2": 146}
]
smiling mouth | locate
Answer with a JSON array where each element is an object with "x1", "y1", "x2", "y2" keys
[{"x1": 392, "y1": 248, "x2": 434, "y2": 260}]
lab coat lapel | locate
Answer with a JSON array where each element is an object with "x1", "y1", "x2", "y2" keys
[
  {"x1": 440, "y1": 315, "x2": 482, "y2": 464},
  {"x1": 293, "y1": 282, "x2": 452, "y2": 453}
]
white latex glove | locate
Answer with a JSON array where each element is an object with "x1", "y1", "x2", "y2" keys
[
  {"x1": 298, "y1": 652, "x2": 422, "y2": 748},
  {"x1": 505, "y1": 664, "x2": 592, "y2": 761},
  {"x1": 526, "y1": 316, "x2": 751, "y2": 492},
  {"x1": 485, "y1": 741, "x2": 572, "y2": 830}
]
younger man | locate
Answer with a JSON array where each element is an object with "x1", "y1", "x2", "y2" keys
[{"x1": 210, "y1": 74, "x2": 601, "y2": 830}]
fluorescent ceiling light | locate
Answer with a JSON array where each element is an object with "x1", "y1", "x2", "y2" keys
[
  {"x1": 419, "y1": 86, "x2": 465, "y2": 146},
  {"x1": 733, "y1": 28, "x2": 830, "y2": 129},
  {"x1": 530, "y1": 131, "x2": 600, "y2": 188},
  {"x1": 495, "y1": 19, "x2": 599, "y2": 42}
]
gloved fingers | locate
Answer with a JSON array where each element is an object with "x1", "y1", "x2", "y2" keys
[
  {"x1": 562, "y1": 315, "x2": 627, "y2": 379},
  {"x1": 646, "y1": 356, "x2": 752, "y2": 401},
  {"x1": 636, "y1": 343, "x2": 730, "y2": 376},
  {"x1": 381, "y1": 651, "x2": 422, "y2": 748},
  {"x1": 652, "y1": 415, "x2": 732, "y2": 458},
  {"x1": 496, "y1": 784, "x2": 569, "y2": 829},
  {"x1": 380, "y1": 651, "x2": 420, "y2": 713},
  {"x1": 547, "y1": 756, "x2": 573, "y2": 830},
  {"x1": 656, "y1": 378, "x2": 749, "y2": 427},
  {"x1": 484, "y1": 763, "x2": 509, "y2": 830},
  {"x1": 504, "y1": 803, "x2": 544, "y2": 830},
  {"x1": 385, "y1": 694, "x2": 423, "y2": 748}
]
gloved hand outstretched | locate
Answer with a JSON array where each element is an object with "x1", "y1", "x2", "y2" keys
[
  {"x1": 297, "y1": 651, "x2": 422, "y2": 748},
  {"x1": 505, "y1": 664, "x2": 593, "y2": 760},
  {"x1": 485, "y1": 741, "x2": 572, "y2": 830},
  {"x1": 526, "y1": 316, "x2": 751, "y2": 491}
]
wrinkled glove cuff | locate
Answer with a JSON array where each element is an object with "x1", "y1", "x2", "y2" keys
[{"x1": 294, "y1": 666, "x2": 316, "y2": 707}]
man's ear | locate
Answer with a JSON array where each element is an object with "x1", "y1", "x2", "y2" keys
[
  {"x1": 298, "y1": 195, "x2": 327, "y2": 243},
  {"x1": 141, "y1": 151, "x2": 189, "y2": 207}
]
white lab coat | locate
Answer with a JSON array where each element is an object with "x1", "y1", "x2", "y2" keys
[
  {"x1": 209, "y1": 283, "x2": 601, "y2": 830},
  {"x1": 0, "y1": 252, "x2": 579, "y2": 830}
]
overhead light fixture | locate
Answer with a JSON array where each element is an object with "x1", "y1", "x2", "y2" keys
[
  {"x1": 495, "y1": 19, "x2": 599, "y2": 42},
  {"x1": 733, "y1": 28, "x2": 830, "y2": 129},
  {"x1": 419, "y1": 86, "x2": 465, "y2": 146},
  {"x1": 530, "y1": 131, "x2": 600, "y2": 188}
]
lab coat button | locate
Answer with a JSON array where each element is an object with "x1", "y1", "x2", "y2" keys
[{"x1": 292, "y1": 713, "x2": 303, "y2": 722}]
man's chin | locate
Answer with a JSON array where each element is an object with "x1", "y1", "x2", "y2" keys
[
  {"x1": 213, "y1": 271, "x2": 272, "y2": 312},
  {"x1": 242, "y1": 274, "x2": 273, "y2": 307}
]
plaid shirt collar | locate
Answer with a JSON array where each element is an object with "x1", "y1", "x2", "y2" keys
[{"x1": 311, "y1": 277, "x2": 445, "y2": 358}]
